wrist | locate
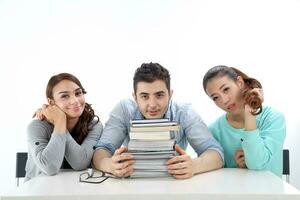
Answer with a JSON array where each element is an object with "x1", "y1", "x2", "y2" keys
[
  {"x1": 53, "y1": 118, "x2": 67, "y2": 133},
  {"x1": 100, "y1": 157, "x2": 114, "y2": 173}
]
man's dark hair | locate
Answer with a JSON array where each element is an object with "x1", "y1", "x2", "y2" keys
[{"x1": 133, "y1": 62, "x2": 171, "y2": 94}]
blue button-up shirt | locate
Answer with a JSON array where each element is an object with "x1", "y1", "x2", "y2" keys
[{"x1": 95, "y1": 99, "x2": 224, "y2": 160}]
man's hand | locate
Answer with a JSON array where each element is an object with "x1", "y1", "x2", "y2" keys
[
  {"x1": 109, "y1": 147, "x2": 134, "y2": 177},
  {"x1": 167, "y1": 144, "x2": 195, "y2": 179},
  {"x1": 235, "y1": 149, "x2": 247, "y2": 168}
]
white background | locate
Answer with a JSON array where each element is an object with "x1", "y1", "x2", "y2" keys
[{"x1": 1, "y1": 0, "x2": 300, "y2": 194}]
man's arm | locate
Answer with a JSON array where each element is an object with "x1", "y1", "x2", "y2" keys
[
  {"x1": 192, "y1": 148, "x2": 223, "y2": 174},
  {"x1": 93, "y1": 147, "x2": 134, "y2": 177}
]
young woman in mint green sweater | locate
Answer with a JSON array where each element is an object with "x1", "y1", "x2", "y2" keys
[{"x1": 202, "y1": 66, "x2": 286, "y2": 177}]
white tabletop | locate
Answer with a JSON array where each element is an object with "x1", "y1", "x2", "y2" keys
[{"x1": 2, "y1": 168, "x2": 300, "y2": 200}]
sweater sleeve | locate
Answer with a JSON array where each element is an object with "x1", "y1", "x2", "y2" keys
[
  {"x1": 241, "y1": 110, "x2": 286, "y2": 170},
  {"x1": 64, "y1": 120, "x2": 103, "y2": 170},
  {"x1": 27, "y1": 120, "x2": 67, "y2": 175}
]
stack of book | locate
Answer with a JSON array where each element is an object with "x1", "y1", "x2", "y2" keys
[{"x1": 126, "y1": 119, "x2": 180, "y2": 178}]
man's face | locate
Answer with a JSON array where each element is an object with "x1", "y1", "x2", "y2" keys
[{"x1": 133, "y1": 80, "x2": 173, "y2": 119}]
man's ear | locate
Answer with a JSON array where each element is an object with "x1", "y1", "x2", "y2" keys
[
  {"x1": 169, "y1": 89, "x2": 173, "y2": 99},
  {"x1": 47, "y1": 98, "x2": 54, "y2": 105},
  {"x1": 132, "y1": 92, "x2": 137, "y2": 103}
]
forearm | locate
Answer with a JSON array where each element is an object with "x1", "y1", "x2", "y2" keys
[
  {"x1": 92, "y1": 149, "x2": 112, "y2": 172},
  {"x1": 193, "y1": 149, "x2": 223, "y2": 175},
  {"x1": 53, "y1": 117, "x2": 67, "y2": 133},
  {"x1": 31, "y1": 134, "x2": 67, "y2": 175},
  {"x1": 64, "y1": 134, "x2": 90, "y2": 170}
]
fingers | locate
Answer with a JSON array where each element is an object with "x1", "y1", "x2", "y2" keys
[
  {"x1": 234, "y1": 149, "x2": 244, "y2": 160},
  {"x1": 175, "y1": 144, "x2": 186, "y2": 155},
  {"x1": 32, "y1": 108, "x2": 45, "y2": 120},
  {"x1": 236, "y1": 158, "x2": 246, "y2": 168},
  {"x1": 114, "y1": 146, "x2": 128, "y2": 156},
  {"x1": 235, "y1": 149, "x2": 246, "y2": 168},
  {"x1": 110, "y1": 147, "x2": 134, "y2": 177},
  {"x1": 167, "y1": 154, "x2": 188, "y2": 165},
  {"x1": 167, "y1": 160, "x2": 188, "y2": 170},
  {"x1": 167, "y1": 154, "x2": 194, "y2": 179}
]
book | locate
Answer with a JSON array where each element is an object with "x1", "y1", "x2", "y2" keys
[
  {"x1": 130, "y1": 118, "x2": 170, "y2": 124},
  {"x1": 130, "y1": 125, "x2": 180, "y2": 132},
  {"x1": 130, "y1": 170, "x2": 170, "y2": 178},
  {"x1": 129, "y1": 131, "x2": 173, "y2": 140},
  {"x1": 133, "y1": 164, "x2": 168, "y2": 170},
  {"x1": 131, "y1": 121, "x2": 178, "y2": 127},
  {"x1": 127, "y1": 139, "x2": 176, "y2": 151},
  {"x1": 126, "y1": 119, "x2": 179, "y2": 178},
  {"x1": 124, "y1": 150, "x2": 176, "y2": 159},
  {"x1": 134, "y1": 158, "x2": 169, "y2": 166}
]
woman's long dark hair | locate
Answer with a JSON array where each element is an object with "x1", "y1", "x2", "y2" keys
[
  {"x1": 46, "y1": 73, "x2": 99, "y2": 144},
  {"x1": 203, "y1": 65, "x2": 263, "y2": 115}
]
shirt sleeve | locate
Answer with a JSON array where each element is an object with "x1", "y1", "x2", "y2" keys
[
  {"x1": 27, "y1": 120, "x2": 66, "y2": 175},
  {"x1": 64, "y1": 120, "x2": 103, "y2": 170},
  {"x1": 183, "y1": 107, "x2": 224, "y2": 161},
  {"x1": 241, "y1": 111, "x2": 286, "y2": 170},
  {"x1": 94, "y1": 101, "x2": 130, "y2": 155}
]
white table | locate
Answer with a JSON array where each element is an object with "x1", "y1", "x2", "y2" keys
[{"x1": 2, "y1": 168, "x2": 300, "y2": 200}]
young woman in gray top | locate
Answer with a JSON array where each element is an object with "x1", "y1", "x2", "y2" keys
[{"x1": 25, "y1": 73, "x2": 103, "y2": 181}]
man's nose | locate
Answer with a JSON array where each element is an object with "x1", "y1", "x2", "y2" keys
[{"x1": 148, "y1": 97, "x2": 157, "y2": 108}]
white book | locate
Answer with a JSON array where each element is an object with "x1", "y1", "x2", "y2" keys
[
  {"x1": 129, "y1": 131, "x2": 172, "y2": 140},
  {"x1": 131, "y1": 153, "x2": 175, "y2": 159},
  {"x1": 130, "y1": 125, "x2": 180, "y2": 132},
  {"x1": 130, "y1": 170, "x2": 170, "y2": 178},
  {"x1": 133, "y1": 164, "x2": 168, "y2": 170},
  {"x1": 130, "y1": 118, "x2": 169, "y2": 124},
  {"x1": 134, "y1": 158, "x2": 169, "y2": 165},
  {"x1": 131, "y1": 121, "x2": 178, "y2": 127},
  {"x1": 128, "y1": 140, "x2": 176, "y2": 151}
]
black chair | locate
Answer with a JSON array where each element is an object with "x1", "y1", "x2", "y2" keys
[
  {"x1": 15, "y1": 152, "x2": 73, "y2": 186},
  {"x1": 16, "y1": 152, "x2": 28, "y2": 186},
  {"x1": 283, "y1": 149, "x2": 290, "y2": 183}
]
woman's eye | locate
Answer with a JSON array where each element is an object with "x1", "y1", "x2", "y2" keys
[
  {"x1": 75, "y1": 91, "x2": 83, "y2": 96},
  {"x1": 61, "y1": 95, "x2": 69, "y2": 99},
  {"x1": 212, "y1": 97, "x2": 218, "y2": 101},
  {"x1": 223, "y1": 87, "x2": 229, "y2": 92}
]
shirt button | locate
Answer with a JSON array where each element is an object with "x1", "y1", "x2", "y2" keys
[{"x1": 35, "y1": 142, "x2": 40, "y2": 145}]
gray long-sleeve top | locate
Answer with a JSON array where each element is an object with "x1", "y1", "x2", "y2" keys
[{"x1": 25, "y1": 119, "x2": 102, "y2": 181}]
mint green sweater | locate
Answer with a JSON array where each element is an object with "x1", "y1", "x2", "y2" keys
[{"x1": 209, "y1": 107, "x2": 286, "y2": 177}]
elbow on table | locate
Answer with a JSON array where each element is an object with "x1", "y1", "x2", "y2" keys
[
  {"x1": 71, "y1": 160, "x2": 91, "y2": 171},
  {"x1": 246, "y1": 160, "x2": 268, "y2": 170},
  {"x1": 43, "y1": 166, "x2": 60, "y2": 176}
]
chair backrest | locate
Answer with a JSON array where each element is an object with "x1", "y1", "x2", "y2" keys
[
  {"x1": 16, "y1": 152, "x2": 28, "y2": 179},
  {"x1": 16, "y1": 152, "x2": 28, "y2": 186},
  {"x1": 283, "y1": 149, "x2": 290, "y2": 183}
]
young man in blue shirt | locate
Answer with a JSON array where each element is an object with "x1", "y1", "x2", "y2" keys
[{"x1": 93, "y1": 62, "x2": 224, "y2": 179}]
